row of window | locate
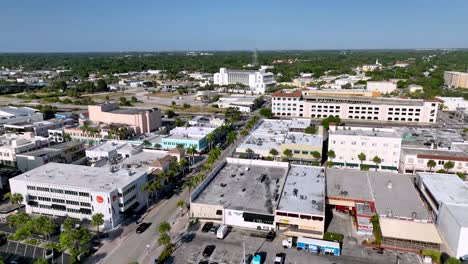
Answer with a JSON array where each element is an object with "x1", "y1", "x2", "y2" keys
[
  {"x1": 31, "y1": 203, "x2": 92, "y2": 215},
  {"x1": 29, "y1": 195, "x2": 91, "y2": 207},
  {"x1": 123, "y1": 184, "x2": 136, "y2": 197},
  {"x1": 276, "y1": 211, "x2": 324, "y2": 221},
  {"x1": 332, "y1": 141, "x2": 399, "y2": 148},
  {"x1": 27, "y1": 186, "x2": 89, "y2": 197}
]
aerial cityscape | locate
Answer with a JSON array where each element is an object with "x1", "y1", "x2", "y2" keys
[{"x1": 0, "y1": 1, "x2": 467, "y2": 264}]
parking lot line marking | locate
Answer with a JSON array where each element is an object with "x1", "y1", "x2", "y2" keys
[
  {"x1": 32, "y1": 246, "x2": 36, "y2": 259},
  {"x1": 23, "y1": 244, "x2": 28, "y2": 256},
  {"x1": 14, "y1": 242, "x2": 19, "y2": 254}
]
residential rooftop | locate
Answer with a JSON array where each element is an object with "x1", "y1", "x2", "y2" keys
[
  {"x1": 417, "y1": 172, "x2": 468, "y2": 205},
  {"x1": 277, "y1": 165, "x2": 325, "y2": 215},
  {"x1": 192, "y1": 158, "x2": 289, "y2": 215},
  {"x1": 10, "y1": 163, "x2": 146, "y2": 192},
  {"x1": 122, "y1": 151, "x2": 169, "y2": 167}
]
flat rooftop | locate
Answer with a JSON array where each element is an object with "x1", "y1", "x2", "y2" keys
[
  {"x1": 443, "y1": 204, "x2": 468, "y2": 227},
  {"x1": 122, "y1": 151, "x2": 168, "y2": 166},
  {"x1": 237, "y1": 119, "x2": 323, "y2": 153},
  {"x1": 327, "y1": 169, "x2": 430, "y2": 220},
  {"x1": 193, "y1": 159, "x2": 289, "y2": 214},
  {"x1": 330, "y1": 128, "x2": 402, "y2": 138},
  {"x1": 108, "y1": 108, "x2": 149, "y2": 115},
  {"x1": 399, "y1": 128, "x2": 464, "y2": 149},
  {"x1": 10, "y1": 163, "x2": 146, "y2": 192},
  {"x1": 128, "y1": 133, "x2": 165, "y2": 145},
  {"x1": 277, "y1": 165, "x2": 325, "y2": 215},
  {"x1": 86, "y1": 141, "x2": 128, "y2": 152},
  {"x1": 417, "y1": 172, "x2": 468, "y2": 205},
  {"x1": 303, "y1": 95, "x2": 430, "y2": 106}
]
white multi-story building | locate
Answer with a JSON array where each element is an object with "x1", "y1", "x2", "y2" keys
[
  {"x1": 271, "y1": 90, "x2": 439, "y2": 123},
  {"x1": 0, "y1": 106, "x2": 43, "y2": 126},
  {"x1": 4, "y1": 118, "x2": 74, "y2": 137},
  {"x1": 213, "y1": 68, "x2": 275, "y2": 94},
  {"x1": 416, "y1": 173, "x2": 468, "y2": 258},
  {"x1": 9, "y1": 163, "x2": 148, "y2": 230},
  {"x1": 0, "y1": 133, "x2": 50, "y2": 167},
  {"x1": 86, "y1": 141, "x2": 142, "y2": 162},
  {"x1": 367, "y1": 81, "x2": 397, "y2": 94},
  {"x1": 328, "y1": 126, "x2": 402, "y2": 171}
]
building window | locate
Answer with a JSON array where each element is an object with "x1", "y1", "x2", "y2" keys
[{"x1": 27, "y1": 186, "x2": 36, "y2": 190}]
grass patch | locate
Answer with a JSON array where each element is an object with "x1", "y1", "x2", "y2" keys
[
  {"x1": 421, "y1": 249, "x2": 441, "y2": 263},
  {"x1": 24, "y1": 239, "x2": 40, "y2": 245}
]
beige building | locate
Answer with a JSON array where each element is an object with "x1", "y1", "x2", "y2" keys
[{"x1": 444, "y1": 71, "x2": 468, "y2": 89}]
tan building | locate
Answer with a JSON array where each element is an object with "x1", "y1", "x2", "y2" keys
[{"x1": 444, "y1": 71, "x2": 468, "y2": 89}]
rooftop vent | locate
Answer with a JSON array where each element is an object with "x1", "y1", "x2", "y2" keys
[
  {"x1": 387, "y1": 181, "x2": 393, "y2": 189},
  {"x1": 242, "y1": 188, "x2": 246, "y2": 192},
  {"x1": 293, "y1": 188, "x2": 298, "y2": 197},
  {"x1": 412, "y1": 212, "x2": 417, "y2": 219},
  {"x1": 220, "y1": 183, "x2": 227, "y2": 187}
]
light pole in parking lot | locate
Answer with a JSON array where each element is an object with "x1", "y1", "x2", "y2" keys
[
  {"x1": 242, "y1": 241, "x2": 246, "y2": 264},
  {"x1": 147, "y1": 244, "x2": 150, "y2": 255}
]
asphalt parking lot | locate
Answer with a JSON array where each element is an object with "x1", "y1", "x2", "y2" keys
[{"x1": 171, "y1": 215, "x2": 422, "y2": 264}]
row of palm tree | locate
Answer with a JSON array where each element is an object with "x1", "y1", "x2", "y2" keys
[
  {"x1": 108, "y1": 127, "x2": 128, "y2": 140},
  {"x1": 240, "y1": 115, "x2": 260, "y2": 137},
  {"x1": 80, "y1": 121, "x2": 100, "y2": 145}
]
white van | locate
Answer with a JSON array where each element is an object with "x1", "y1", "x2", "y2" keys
[{"x1": 216, "y1": 225, "x2": 228, "y2": 239}]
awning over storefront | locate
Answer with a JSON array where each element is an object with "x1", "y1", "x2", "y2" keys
[{"x1": 380, "y1": 218, "x2": 442, "y2": 244}]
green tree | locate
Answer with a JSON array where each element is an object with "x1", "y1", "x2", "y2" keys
[
  {"x1": 176, "y1": 200, "x2": 186, "y2": 213},
  {"x1": 245, "y1": 148, "x2": 254, "y2": 159},
  {"x1": 259, "y1": 107, "x2": 273, "y2": 118},
  {"x1": 157, "y1": 232, "x2": 171, "y2": 247},
  {"x1": 3, "y1": 193, "x2": 23, "y2": 205},
  {"x1": 443, "y1": 161, "x2": 455, "y2": 173},
  {"x1": 304, "y1": 126, "x2": 317, "y2": 134},
  {"x1": 59, "y1": 226, "x2": 92, "y2": 259},
  {"x1": 158, "y1": 221, "x2": 171, "y2": 234},
  {"x1": 311, "y1": 151, "x2": 321, "y2": 161},
  {"x1": 131, "y1": 96, "x2": 138, "y2": 103},
  {"x1": 164, "y1": 109, "x2": 176, "y2": 118},
  {"x1": 225, "y1": 107, "x2": 241, "y2": 123},
  {"x1": 283, "y1": 149, "x2": 293, "y2": 160},
  {"x1": 269, "y1": 148, "x2": 279, "y2": 160},
  {"x1": 207, "y1": 133, "x2": 215, "y2": 150},
  {"x1": 358, "y1": 152, "x2": 366, "y2": 165},
  {"x1": 426, "y1": 160, "x2": 436, "y2": 172},
  {"x1": 174, "y1": 118, "x2": 183, "y2": 127},
  {"x1": 142, "y1": 140, "x2": 152, "y2": 148},
  {"x1": 321, "y1": 116, "x2": 341, "y2": 129},
  {"x1": 91, "y1": 213, "x2": 105, "y2": 233},
  {"x1": 171, "y1": 101, "x2": 176, "y2": 107},
  {"x1": 227, "y1": 131, "x2": 237, "y2": 145},
  {"x1": 33, "y1": 215, "x2": 55, "y2": 241},
  {"x1": 445, "y1": 257, "x2": 461, "y2": 264},
  {"x1": 372, "y1": 156, "x2": 382, "y2": 171},
  {"x1": 327, "y1": 150, "x2": 336, "y2": 165},
  {"x1": 96, "y1": 79, "x2": 108, "y2": 92}
]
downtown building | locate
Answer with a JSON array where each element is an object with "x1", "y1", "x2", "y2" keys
[
  {"x1": 444, "y1": 71, "x2": 468, "y2": 89},
  {"x1": 271, "y1": 90, "x2": 439, "y2": 123},
  {"x1": 9, "y1": 163, "x2": 148, "y2": 230},
  {"x1": 214, "y1": 68, "x2": 275, "y2": 94}
]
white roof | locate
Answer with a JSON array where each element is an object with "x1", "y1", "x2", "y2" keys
[
  {"x1": 86, "y1": 141, "x2": 128, "y2": 153},
  {"x1": 0, "y1": 106, "x2": 38, "y2": 117},
  {"x1": 418, "y1": 172, "x2": 468, "y2": 205},
  {"x1": 380, "y1": 218, "x2": 442, "y2": 244},
  {"x1": 10, "y1": 163, "x2": 146, "y2": 192}
]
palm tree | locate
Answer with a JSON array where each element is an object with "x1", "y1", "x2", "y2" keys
[
  {"x1": 80, "y1": 121, "x2": 90, "y2": 144},
  {"x1": 91, "y1": 213, "x2": 104, "y2": 233},
  {"x1": 269, "y1": 148, "x2": 279, "y2": 160},
  {"x1": 358, "y1": 153, "x2": 366, "y2": 165},
  {"x1": 327, "y1": 149, "x2": 336, "y2": 167},
  {"x1": 207, "y1": 133, "x2": 215, "y2": 151},
  {"x1": 178, "y1": 158, "x2": 187, "y2": 177},
  {"x1": 283, "y1": 149, "x2": 293, "y2": 161},
  {"x1": 227, "y1": 131, "x2": 237, "y2": 145},
  {"x1": 142, "y1": 140, "x2": 152, "y2": 148},
  {"x1": 158, "y1": 221, "x2": 171, "y2": 234},
  {"x1": 372, "y1": 156, "x2": 382, "y2": 171},
  {"x1": 3, "y1": 193, "x2": 23, "y2": 205},
  {"x1": 186, "y1": 145, "x2": 197, "y2": 168},
  {"x1": 87, "y1": 127, "x2": 100, "y2": 146},
  {"x1": 176, "y1": 200, "x2": 186, "y2": 214},
  {"x1": 311, "y1": 151, "x2": 321, "y2": 161},
  {"x1": 426, "y1": 160, "x2": 436, "y2": 172},
  {"x1": 240, "y1": 129, "x2": 249, "y2": 137},
  {"x1": 443, "y1": 161, "x2": 455, "y2": 173}
]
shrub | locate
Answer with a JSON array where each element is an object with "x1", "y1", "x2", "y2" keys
[
  {"x1": 421, "y1": 249, "x2": 441, "y2": 263},
  {"x1": 370, "y1": 215, "x2": 382, "y2": 245},
  {"x1": 157, "y1": 243, "x2": 175, "y2": 263},
  {"x1": 323, "y1": 232, "x2": 344, "y2": 243}
]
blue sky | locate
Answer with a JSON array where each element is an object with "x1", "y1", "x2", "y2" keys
[{"x1": 0, "y1": 0, "x2": 467, "y2": 52}]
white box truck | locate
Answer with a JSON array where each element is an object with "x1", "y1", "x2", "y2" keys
[{"x1": 216, "y1": 225, "x2": 228, "y2": 239}]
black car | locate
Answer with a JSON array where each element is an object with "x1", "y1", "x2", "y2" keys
[
  {"x1": 274, "y1": 253, "x2": 285, "y2": 264},
  {"x1": 198, "y1": 261, "x2": 209, "y2": 264},
  {"x1": 202, "y1": 245, "x2": 216, "y2": 257},
  {"x1": 201, "y1": 222, "x2": 213, "y2": 233},
  {"x1": 136, "y1": 222, "x2": 151, "y2": 233},
  {"x1": 266, "y1": 231, "x2": 276, "y2": 241}
]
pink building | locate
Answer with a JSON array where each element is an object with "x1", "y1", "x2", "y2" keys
[{"x1": 88, "y1": 103, "x2": 161, "y2": 134}]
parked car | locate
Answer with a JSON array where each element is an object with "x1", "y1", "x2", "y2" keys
[
  {"x1": 251, "y1": 254, "x2": 262, "y2": 264},
  {"x1": 274, "y1": 253, "x2": 285, "y2": 264},
  {"x1": 201, "y1": 222, "x2": 213, "y2": 233},
  {"x1": 266, "y1": 231, "x2": 276, "y2": 241},
  {"x1": 209, "y1": 224, "x2": 220, "y2": 235},
  {"x1": 202, "y1": 245, "x2": 216, "y2": 257},
  {"x1": 136, "y1": 222, "x2": 151, "y2": 233}
]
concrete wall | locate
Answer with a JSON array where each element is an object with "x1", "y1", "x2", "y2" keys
[{"x1": 437, "y1": 204, "x2": 467, "y2": 258}]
